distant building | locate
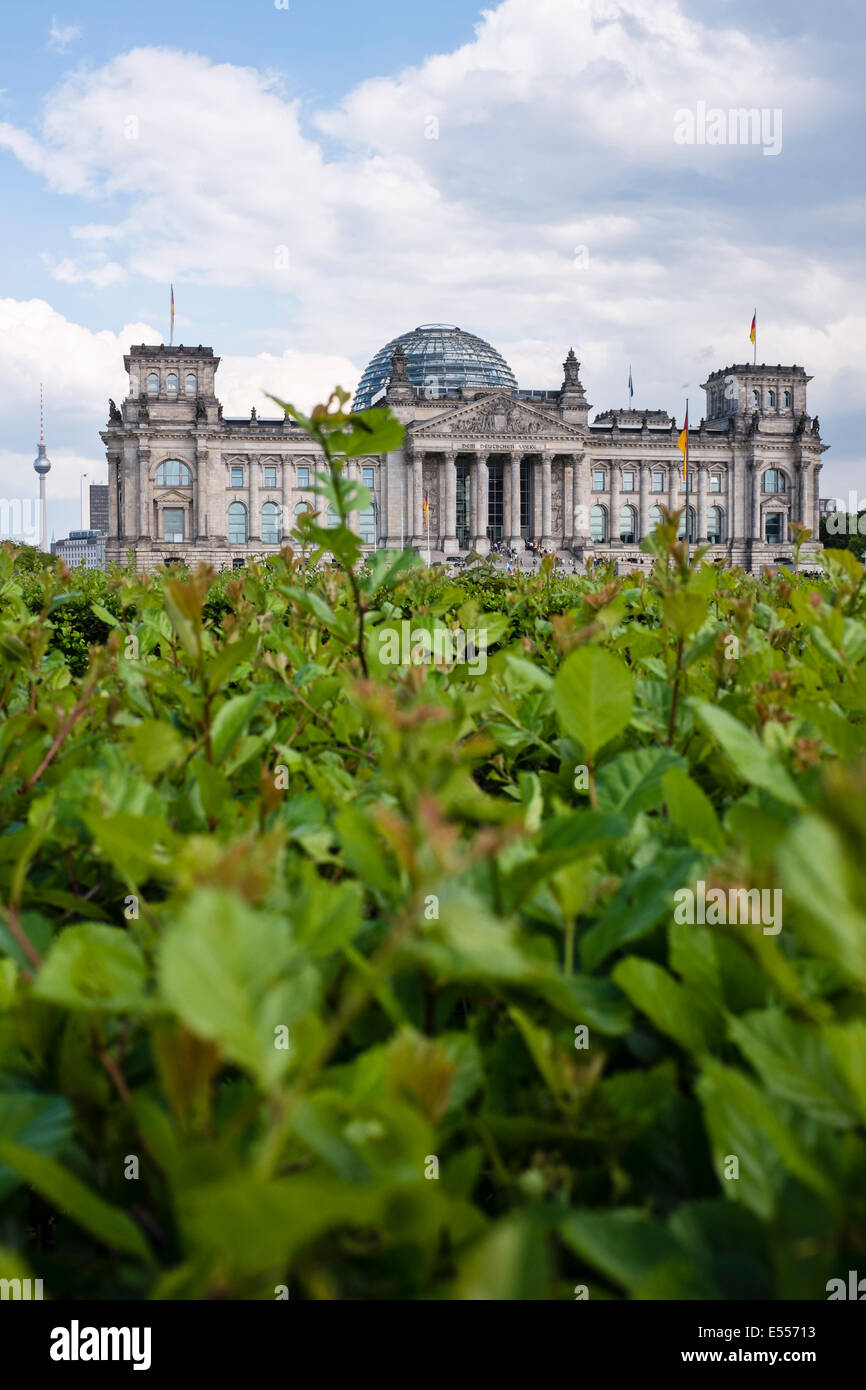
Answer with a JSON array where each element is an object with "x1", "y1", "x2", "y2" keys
[
  {"x1": 100, "y1": 330, "x2": 827, "y2": 573},
  {"x1": 89, "y1": 483, "x2": 109, "y2": 534},
  {"x1": 52, "y1": 530, "x2": 106, "y2": 570}
]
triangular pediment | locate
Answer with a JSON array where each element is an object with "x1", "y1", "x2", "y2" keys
[{"x1": 409, "y1": 394, "x2": 583, "y2": 440}]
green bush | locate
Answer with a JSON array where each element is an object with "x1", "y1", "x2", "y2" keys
[{"x1": 0, "y1": 395, "x2": 865, "y2": 1301}]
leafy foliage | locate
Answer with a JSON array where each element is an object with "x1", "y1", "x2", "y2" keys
[{"x1": 1, "y1": 401, "x2": 866, "y2": 1300}]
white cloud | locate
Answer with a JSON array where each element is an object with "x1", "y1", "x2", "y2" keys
[
  {"x1": 48, "y1": 18, "x2": 81, "y2": 53},
  {"x1": 0, "y1": 2, "x2": 862, "y2": 496}
]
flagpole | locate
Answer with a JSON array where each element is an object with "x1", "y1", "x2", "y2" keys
[
  {"x1": 753, "y1": 307, "x2": 756, "y2": 367},
  {"x1": 170, "y1": 284, "x2": 175, "y2": 348},
  {"x1": 426, "y1": 510, "x2": 431, "y2": 567}
]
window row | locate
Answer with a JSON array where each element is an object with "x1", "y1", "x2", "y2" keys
[
  {"x1": 589, "y1": 467, "x2": 789, "y2": 495},
  {"x1": 147, "y1": 372, "x2": 198, "y2": 394},
  {"x1": 589, "y1": 504, "x2": 726, "y2": 545},
  {"x1": 591, "y1": 469, "x2": 726, "y2": 493},
  {"x1": 160, "y1": 499, "x2": 376, "y2": 546},
  {"x1": 153, "y1": 462, "x2": 377, "y2": 491}
]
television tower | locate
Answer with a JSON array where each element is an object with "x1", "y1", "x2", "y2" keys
[{"x1": 33, "y1": 384, "x2": 51, "y2": 551}]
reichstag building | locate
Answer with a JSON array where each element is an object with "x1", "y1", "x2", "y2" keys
[{"x1": 101, "y1": 325, "x2": 826, "y2": 572}]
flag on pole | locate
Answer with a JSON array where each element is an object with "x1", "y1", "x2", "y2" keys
[
  {"x1": 423, "y1": 492, "x2": 429, "y2": 526},
  {"x1": 170, "y1": 285, "x2": 175, "y2": 346},
  {"x1": 628, "y1": 365, "x2": 634, "y2": 402},
  {"x1": 677, "y1": 403, "x2": 689, "y2": 482},
  {"x1": 749, "y1": 310, "x2": 756, "y2": 345}
]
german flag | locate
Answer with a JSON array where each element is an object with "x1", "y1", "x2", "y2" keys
[
  {"x1": 677, "y1": 405, "x2": 689, "y2": 481},
  {"x1": 749, "y1": 310, "x2": 756, "y2": 345},
  {"x1": 423, "y1": 492, "x2": 429, "y2": 526}
]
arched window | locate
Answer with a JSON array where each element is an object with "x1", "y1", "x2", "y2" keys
[
  {"x1": 590, "y1": 504, "x2": 606, "y2": 542},
  {"x1": 762, "y1": 469, "x2": 787, "y2": 493},
  {"x1": 185, "y1": 373, "x2": 197, "y2": 394},
  {"x1": 767, "y1": 389, "x2": 776, "y2": 407},
  {"x1": 261, "y1": 502, "x2": 281, "y2": 544},
  {"x1": 228, "y1": 501, "x2": 247, "y2": 544},
  {"x1": 293, "y1": 501, "x2": 313, "y2": 518},
  {"x1": 782, "y1": 390, "x2": 791, "y2": 407},
  {"x1": 167, "y1": 373, "x2": 178, "y2": 392},
  {"x1": 649, "y1": 505, "x2": 663, "y2": 530},
  {"x1": 765, "y1": 512, "x2": 784, "y2": 544},
  {"x1": 147, "y1": 372, "x2": 159, "y2": 394},
  {"x1": 156, "y1": 459, "x2": 191, "y2": 486},
  {"x1": 678, "y1": 507, "x2": 696, "y2": 542},
  {"x1": 619, "y1": 504, "x2": 637, "y2": 544},
  {"x1": 750, "y1": 389, "x2": 759, "y2": 407},
  {"x1": 707, "y1": 506, "x2": 723, "y2": 543}
]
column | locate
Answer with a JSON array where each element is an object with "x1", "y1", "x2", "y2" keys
[
  {"x1": 474, "y1": 456, "x2": 489, "y2": 553},
  {"x1": 249, "y1": 456, "x2": 261, "y2": 543},
  {"x1": 752, "y1": 463, "x2": 762, "y2": 542},
  {"x1": 573, "y1": 453, "x2": 589, "y2": 545},
  {"x1": 509, "y1": 453, "x2": 523, "y2": 550},
  {"x1": 502, "y1": 456, "x2": 512, "y2": 541},
  {"x1": 696, "y1": 463, "x2": 707, "y2": 542},
  {"x1": 610, "y1": 464, "x2": 621, "y2": 546},
  {"x1": 532, "y1": 458, "x2": 542, "y2": 540},
  {"x1": 281, "y1": 454, "x2": 289, "y2": 544},
  {"x1": 638, "y1": 462, "x2": 649, "y2": 542},
  {"x1": 541, "y1": 454, "x2": 553, "y2": 546},
  {"x1": 442, "y1": 452, "x2": 458, "y2": 554},
  {"x1": 562, "y1": 458, "x2": 573, "y2": 545},
  {"x1": 108, "y1": 454, "x2": 120, "y2": 540},
  {"x1": 138, "y1": 448, "x2": 151, "y2": 539},
  {"x1": 468, "y1": 453, "x2": 478, "y2": 541},
  {"x1": 411, "y1": 452, "x2": 424, "y2": 543}
]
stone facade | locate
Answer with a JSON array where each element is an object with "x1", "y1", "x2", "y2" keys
[{"x1": 101, "y1": 342, "x2": 826, "y2": 573}]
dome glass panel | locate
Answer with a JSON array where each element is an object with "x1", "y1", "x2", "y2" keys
[{"x1": 352, "y1": 324, "x2": 517, "y2": 411}]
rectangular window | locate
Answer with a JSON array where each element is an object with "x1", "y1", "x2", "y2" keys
[
  {"x1": 592, "y1": 470, "x2": 605, "y2": 492},
  {"x1": 297, "y1": 467, "x2": 310, "y2": 488},
  {"x1": 652, "y1": 471, "x2": 664, "y2": 492},
  {"x1": 163, "y1": 508, "x2": 184, "y2": 542},
  {"x1": 622, "y1": 471, "x2": 635, "y2": 492},
  {"x1": 231, "y1": 465, "x2": 244, "y2": 488},
  {"x1": 362, "y1": 467, "x2": 375, "y2": 488},
  {"x1": 710, "y1": 473, "x2": 721, "y2": 493},
  {"x1": 264, "y1": 466, "x2": 277, "y2": 488}
]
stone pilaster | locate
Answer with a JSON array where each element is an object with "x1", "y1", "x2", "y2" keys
[
  {"x1": 442, "y1": 451, "x2": 458, "y2": 554},
  {"x1": 541, "y1": 454, "x2": 553, "y2": 546},
  {"x1": 138, "y1": 447, "x2": 151, "y2": 539},
  {"x1": 474, "y1": 456, "x2": 490, "y2": 553},
  {"x1": 508, "y1": 454, "x2": 523, "y2": 550},
  {"x1": 610, "y1": 463, "x2": 622, "y2": 545},
  {"x1": 638, "y1": 462, "x2": 649, "y2": 541}
]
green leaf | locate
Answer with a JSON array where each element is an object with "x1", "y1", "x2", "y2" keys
[
  {"x1": 159, "y1": 890, "x2": 318, "y2": 1089},
  {"x1": 34, "y1": 924, "x2": 153, "y2": 1013},
  {"x1": 553, "y1": 647, "x2": 634, "y2": 761},
  {"x1": 612, "y1": 956, "x2": 718, "y2": 1054},
  {"x1": 728, "y1": 1010, "x2": 861, "y2": 1128},
  {"x1": 0, "y1": 1139, "x2": 153, "y2": 1263},
  {"x1": 0, "y1": 1094, "x2": 74, "y2": 1200},
  {"x1": 210, "y1": 691, "x2": 261, "y2": 763},
  {"x1": 775, "y1": 816, "x2": 866, "y2": 986},
  {"x1": 690, "y1": 699, "x2": 804, "y2": 807},
  {"x1": 662, "y1": 767, "x2": 724, "y2": 853},
  {"x1": 559, "y1": 1208, "x2": 684, "y2": 1294},
  {"x1": 596, "y1": 746, "x2": 685, "y2": 817},
  {"x1": 696, "y1": 1061, "x2": 839, "y2": 1218}
]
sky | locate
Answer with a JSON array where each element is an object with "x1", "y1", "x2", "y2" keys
[{"x1": 0, "y1": 0, "x2": 864, "y2": 540}]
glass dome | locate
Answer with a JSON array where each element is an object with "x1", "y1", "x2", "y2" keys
[{"x1": 352, "y1": 324, "x2": 517, "y2": 411}]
